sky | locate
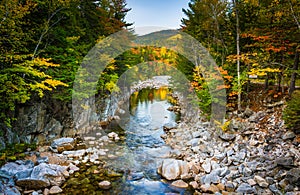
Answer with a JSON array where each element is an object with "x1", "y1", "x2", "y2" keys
[{"x1": 125, "y1": 0, "x2": 190, "y2": 35}]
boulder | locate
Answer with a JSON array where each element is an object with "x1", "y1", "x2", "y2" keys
[
  {"x1": 15, "y1": 163, "x2": 67, "y2": 189},
  {"x1": 158, "y1": 159, "x2": 189, "y2": 180}
]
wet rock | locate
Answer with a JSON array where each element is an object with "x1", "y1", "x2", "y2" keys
[
  {"x1": 236, "y1": 183, "x2": 256, "y2": 194},
  {"x1": 98, "y1": 181, "x2": 111, "y2": 189},
  {"x1": 286, "y1": 168, "x2": 300, "y2": 186},
  {"x1": 158, "y1": 159, "x2": 189, "y2": 180},
  {"x1": 50, "y1": 138, "x2": 75, "y2": 153},
  {"x1": 127, "y1": 172, "x2": 144, "y2": 181},
  {"x1": 49, "y1": 186, "x2": 63, "y2": 194},
  {"x1": 254, "y1": 175, "x2": 269, "y2": 188},
  {"x1": 171, "y1": 180, "x2": 188, "y2": 188},
  {"x1": 282, "y1": 131, "x2": 296, "y2": 140},
  {"x1": 219, "y1": 133, "x2": 236, "y2": 141}
]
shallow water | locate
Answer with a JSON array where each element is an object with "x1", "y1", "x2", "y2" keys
[{"x1": 63, "y1": 87, "x2": 194, "y2": 194}]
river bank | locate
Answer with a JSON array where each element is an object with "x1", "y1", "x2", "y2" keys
[{"x1": 1, "y1": 78, "x2": 300, "y2": 194}]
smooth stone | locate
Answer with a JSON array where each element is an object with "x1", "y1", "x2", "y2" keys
[
  {"x1": 171, "y1": 180, "x2": 188, "y2": 188},
  {"x1": 98, "y1": 181, "x2": 111, "y2": 189},
  {"x1": 159, "y1": 159, "x2": 189, "y2": 180}
]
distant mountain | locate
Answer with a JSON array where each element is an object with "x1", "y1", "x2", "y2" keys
[{"x1": 134, "y1": 29, "x2": 180, "y2": 45}]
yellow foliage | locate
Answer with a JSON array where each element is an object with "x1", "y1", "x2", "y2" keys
[
  {"x1": 33, "y1": 58, "x2": 60, "y2": 67},
  {"x1": 42, "y1": 79, "x2": 69, "y2": 88}
]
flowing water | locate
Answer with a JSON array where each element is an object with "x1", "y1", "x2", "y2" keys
[{"x1": 62, "y1": 87, "x2": 193, "y2": 195}]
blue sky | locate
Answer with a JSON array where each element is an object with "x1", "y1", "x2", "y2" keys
[{"x1": 125, "y1": 0, "x2": 190, "y2": 35}]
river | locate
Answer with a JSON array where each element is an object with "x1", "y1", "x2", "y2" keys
[{"x1": 62, "y1": 87, "x2": 194, "y2": 194}]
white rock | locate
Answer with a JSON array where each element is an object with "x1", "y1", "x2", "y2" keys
[
  {"x1": 202, "y1": 159, "x2": 211, "y2": 173},
  {"x1": 98, "y1": 181, "x2": 111, "y2": 189}
]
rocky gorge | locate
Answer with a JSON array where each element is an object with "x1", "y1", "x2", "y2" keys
[{"x1": 0, "y1": 77, "x2": 300, "y2": 195}]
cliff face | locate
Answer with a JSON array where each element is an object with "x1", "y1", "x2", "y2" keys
[
  {"x1": 0, "y1": 94, "x2": 118, "y2": 148},
  {"x1": 0, "y1": 99, "x2": 73, "y2": 148}
]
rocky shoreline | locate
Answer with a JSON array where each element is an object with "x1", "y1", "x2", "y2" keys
[
  {"x1": 1, "y1": 78, "x2": 300, "y2": 194},
  {"x1": 158, "y1": 107, "x2": 300, "y2": 194}
]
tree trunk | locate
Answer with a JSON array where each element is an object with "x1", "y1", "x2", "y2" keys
[
  {"x1": 265, "y1": 73, "x2": 269, "y2": 90},
  {"x1": 289, "y1": 51, "x2": 299, "y2": 96},
  {"x1": 234, "y1": 0, "x2": 241, "y2": 111}
]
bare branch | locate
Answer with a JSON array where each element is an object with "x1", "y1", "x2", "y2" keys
[
  {"x1": 32, "y1": 8, "x2": 64, "y2": 59},
  {"x1": 288, "y1": 0, "x2": 300, "y2": 30}
]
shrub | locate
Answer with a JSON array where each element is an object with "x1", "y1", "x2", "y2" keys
[{"x1": 283, "y1": 91, "x2": 300, "y2": 134}]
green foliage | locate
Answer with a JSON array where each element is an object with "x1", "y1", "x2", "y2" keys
[
  {"x1": 283, "y1": 91, "x2": 300, "y2": 133},
  {"x1": 0, "y1": 143, "x2": 36, "y2": 166},
  {"x1": 0, "y1": 0, "x2": 131, "y2": 126}
]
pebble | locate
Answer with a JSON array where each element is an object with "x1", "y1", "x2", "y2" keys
[{"x1": 98, "y1": 181, "x2": 112, "y2": 189}]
